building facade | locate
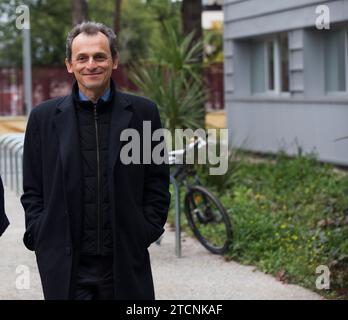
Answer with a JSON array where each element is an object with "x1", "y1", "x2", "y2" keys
[{"x1": 223, "y1": 0, "x2": 348, "y2": 165}]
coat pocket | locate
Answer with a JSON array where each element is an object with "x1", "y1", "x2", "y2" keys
[
  {"x1": 32, "y1": 209, "x2": 47, "y2": 251},
  {"x1": 23, "y1": 213, "x2": 44, "y2": 251},
  {"x1": 138, "y1": 212, "x2": 151, "y2": 249}
]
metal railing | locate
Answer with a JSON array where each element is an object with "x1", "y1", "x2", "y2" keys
[{"x1": 0, "y1": 134, "x2": 25, "y2": 196}]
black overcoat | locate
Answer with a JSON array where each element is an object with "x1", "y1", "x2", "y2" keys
[
  {"x1": 21, "y1": 88, "x2": 171, "y2": 299},
  {"x1": 0, "y1": 175, "x2": 9, "y2": 236}
]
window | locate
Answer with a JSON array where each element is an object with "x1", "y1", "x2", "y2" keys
[
  {"x1": 251, "y1": 41, "x2": 266, "y2": 93},
  {"x1": 251, "y1": 33, "x2": 289, "y2": 95},
  {"x1": 324, "y1": 29, "x2": 347, "y2": 93},
  {"x1": 280, "y1": 34, "x2": 289, "y2": 92},
  {"x1": 267, "y1": 40, "x2": 275, "y2": 91}
]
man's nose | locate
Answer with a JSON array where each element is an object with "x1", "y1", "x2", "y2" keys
[{"x1": 87, "y1": 57, "x2": 97, "y2": 68}]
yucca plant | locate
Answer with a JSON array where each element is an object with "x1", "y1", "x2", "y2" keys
[
  {"x1": 130, "y1": 67, "x2": 205, "y2": 133},
  {"x1": 149, "y1": 23, "x2": 204, "y2": 83},
  {"x1": 129, "y1": 22, "x2": 206, "y2": 134}
]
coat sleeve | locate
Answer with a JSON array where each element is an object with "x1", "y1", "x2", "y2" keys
[
  {"x1": 142, "y1": 104, "x2": 171, "y2": 247},
  {"x1": 20, "y1": 110, "x2": 44, "y2": 251},
  {"x1": 0, "y1": 175, "x2": 9, "y2": 237}
]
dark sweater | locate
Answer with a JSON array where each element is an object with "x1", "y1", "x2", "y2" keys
[{"x1": 73, "y1": 81, "x2": 114, "y2": 255}]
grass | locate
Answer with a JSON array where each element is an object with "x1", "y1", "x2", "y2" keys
[{"x1": 168, "y1": 151, "x2": 348, "y2": 300}]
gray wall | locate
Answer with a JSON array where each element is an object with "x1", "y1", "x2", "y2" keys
[
  {"x1": 228, "y1": 99, "x2": 348, "y2": 166},
  {"x1": 224, "y1": 0, "x2": 348, "y2": 39},
  {"x1": 224, "y1": 0, "x2": 348, "y2": 165}
]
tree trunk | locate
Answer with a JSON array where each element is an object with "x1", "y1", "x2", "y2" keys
[
  {"x1": 72, "y1": 0, "x2": 89, "y2": 26},
  {"x1": 181, "y1": 0, "x2": 204, "y2": 118},
  {"x1": 181, "y1": 0, "x2": 203, "y2": 62},
  {"x1": 114, "y1": 0, "x2": 122, "y2": 36}
]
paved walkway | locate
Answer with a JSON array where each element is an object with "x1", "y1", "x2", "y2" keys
[
  {"x1": 0, "y1": 117, "x2": 27, "y2": 134},
  {"x1": 0, "y1": 186, "x2": 323, "y2": 300}
]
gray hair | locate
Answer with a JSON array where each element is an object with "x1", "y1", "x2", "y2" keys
[{"x1": 66, "y1": 21, "x2": 118, "y2": 62}]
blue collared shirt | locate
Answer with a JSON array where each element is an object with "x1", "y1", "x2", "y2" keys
[{"x1": 78, "y1": 88, "x2": 111, "y2": 102}]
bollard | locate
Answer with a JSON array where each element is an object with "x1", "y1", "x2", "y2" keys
[{"x1": 170, "y1": 174, "x2": 181, "y2": 258}]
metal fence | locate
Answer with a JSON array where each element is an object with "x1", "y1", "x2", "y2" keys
[{"x1": 0, "y1": 134, "x2": 25, "y2": 196}]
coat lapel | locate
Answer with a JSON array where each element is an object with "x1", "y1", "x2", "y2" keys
[{"x1": 54, "y1": 95, "x2": 83, "y2": 248}]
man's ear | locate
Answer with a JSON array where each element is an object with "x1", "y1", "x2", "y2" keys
[
  {"x1": 65, "y1": 58, "x2": 73, "y2": 73},
  {"x1": 112, "y1": 56, "x2": 119, "y2": 70}
]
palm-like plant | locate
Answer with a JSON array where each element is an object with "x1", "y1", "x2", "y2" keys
[
  {"x1": 129, "y1": 22, "x2": 206, "y2": 134},
  {"x1": 150, "y1": 24, "x2": 203, "y2": 83},
  {"x1": 130, "y1": 67, "x2": 205, "y2": 132}
]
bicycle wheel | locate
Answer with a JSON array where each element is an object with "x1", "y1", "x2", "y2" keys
[{"x1": 184, "y1": 185, "x2": 233, "y2": 255}]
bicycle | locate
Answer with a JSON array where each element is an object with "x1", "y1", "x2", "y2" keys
[{"x1": 168, "y1": 136, "x2": 233, "y2": 255}]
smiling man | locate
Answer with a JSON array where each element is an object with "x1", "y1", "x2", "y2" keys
[{"x1": 21, "y1": 22, "x2": 170, "y2": 300}]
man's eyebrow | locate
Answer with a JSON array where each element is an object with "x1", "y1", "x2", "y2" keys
[
  {"x1": 74, "y1": 52, "x2": 89, "y2": 58},
  {"x1": 75, "y1": 51, "x2": 108, "y2": 56},
  {"x1": 94, "y1": 52, "x2": 108, "y2": 56}
]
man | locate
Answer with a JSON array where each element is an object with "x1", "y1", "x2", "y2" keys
[
  {"x1": 0, "y1": 175, "x2": 9, "y2": 237},
  {"x1": 21, "y1": 21, "x2": 170, "y2": 300}
]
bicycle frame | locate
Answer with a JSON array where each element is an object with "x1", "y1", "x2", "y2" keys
[{"x1": 168, "y1": 135, "x2": 207, "y2": 257}]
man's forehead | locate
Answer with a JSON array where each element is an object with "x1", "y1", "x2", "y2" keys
[{"x1": 71, "y1": 31, "x2": 110, "y2": 54}]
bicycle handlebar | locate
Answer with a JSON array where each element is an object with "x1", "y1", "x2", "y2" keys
[{"x1": 168, "y1": 134, "x2": 208, "y2": 166}]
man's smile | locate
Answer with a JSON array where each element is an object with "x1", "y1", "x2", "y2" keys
[{"x1": 83, "y1": 72, "x2": 103, "y2": 76}]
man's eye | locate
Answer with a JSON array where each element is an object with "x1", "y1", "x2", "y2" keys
[
  {"x1": 77, "y1": 56, "x2": 87, "y2": 61},
  {"x1": 95, "y1": 56, "x2": 106, "y2": 61}
]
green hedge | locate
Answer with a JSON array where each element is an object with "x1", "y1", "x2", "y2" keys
[{"x1": 168, "y1": 152, "x2": 348, "y2": 299}]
